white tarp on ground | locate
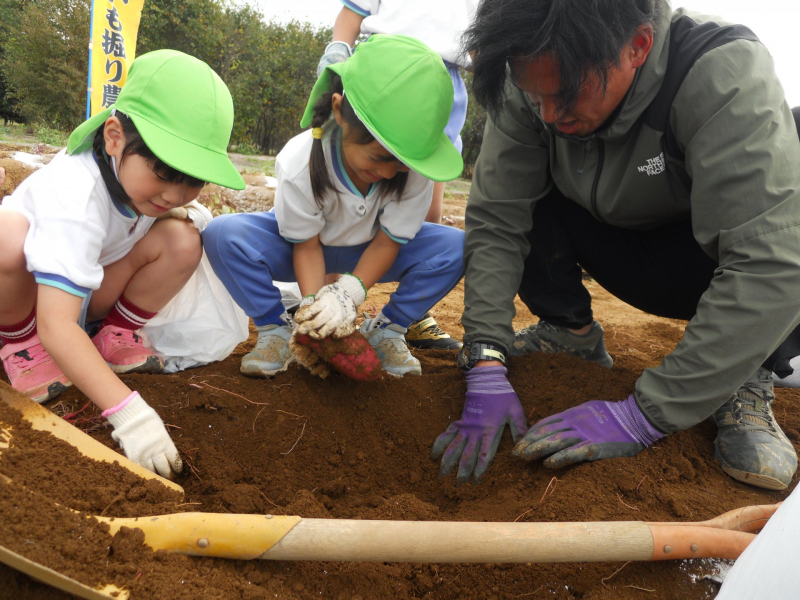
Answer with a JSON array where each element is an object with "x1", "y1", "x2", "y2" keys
[
  {"x1": 715, "y1": 485, "x2": 799, "y2": 599},
  {"x1": 10, "y1": 151, "x2": 46, "y2": 168}
]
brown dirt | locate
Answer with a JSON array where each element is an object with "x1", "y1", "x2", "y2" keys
[
  {"x1": 2, "y1": 283, "x2": 798, "y2": 599},
  {"x1": 0, "y1": 146, "x2": 798, "y2": 599}
]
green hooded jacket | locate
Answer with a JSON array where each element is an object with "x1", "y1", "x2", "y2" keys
[{"x1": 463, "y1": 5, "x2": 800, "y2": 432}]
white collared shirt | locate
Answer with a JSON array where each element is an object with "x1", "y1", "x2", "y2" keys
[
  {"x1": 2, "y1": 149, "x2": 155, "y2": 297},
  {"x1": 274, "y1": 122, "x2": 432, "y2": 247}
]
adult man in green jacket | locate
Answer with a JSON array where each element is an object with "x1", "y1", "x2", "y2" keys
[{"x1": 432, "y1": 0, "x2": 800, "y2": 490}]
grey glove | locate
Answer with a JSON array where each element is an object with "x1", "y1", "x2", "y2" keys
[{"x1": 317, "y1": 41, "x2": 352, "y2": 77}]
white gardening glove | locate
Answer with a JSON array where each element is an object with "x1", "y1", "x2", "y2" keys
[
  {"x1": 104, "y1": 392, "x2": 183, "y2": 479},
  {"x1": 295, "y1": 273, "x2": 366, "y2": 340},
  {"x1": 316, "y1": 41, "x2": 352, "y2": 77}
]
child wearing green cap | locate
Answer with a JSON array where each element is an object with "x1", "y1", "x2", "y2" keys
[
  {"x1": 204, "y1": 34, "x2": 465, "y2": 379},
  {"x1": 316, "y1": 0, "x2": 477, "y2": 353},
  {"x1": 0, "y1": 49, "x2": 245, "y2": 478}
]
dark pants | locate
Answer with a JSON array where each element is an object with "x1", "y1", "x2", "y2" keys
[{"x1": 518, "y1": 189, "x2": 800, "y2": 378}]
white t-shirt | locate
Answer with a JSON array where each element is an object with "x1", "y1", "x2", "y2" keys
[
  {"x1": 2, "y1": 149, "x2": 155, "y2": 298},
  {"x1": 274, "y1": 123, "x2": 433, "y2": 246},
  {"x1": 342, "y1": 0, "x2": 477, "y2": 67}
]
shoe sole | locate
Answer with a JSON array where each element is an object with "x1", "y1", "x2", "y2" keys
[
  {"x1": 715, "y1": 449, "x2": 791, "y2": 491},
  {"x1": 406, "y1": 339, "x2": 463, "y2": 350},
  {"x1": 107, "y1": 355, "x2": 164, "y2": 375},
  {"x1": 383, "y1": 368, "x2": 422, "y2": 378},
  {"x1": 30, "y1": 380, "x2": 73, "y2": 404},
  {"x1": 718, "y1": 463, "x2": 789, "y2": 491},
  {"x1": 240, "y1": 357, "x2": 295, "y2": 378}
]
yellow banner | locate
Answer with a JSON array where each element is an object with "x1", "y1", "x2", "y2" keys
[{"x1": 88, "y1": 0, "x2": 145, "y2": 117}]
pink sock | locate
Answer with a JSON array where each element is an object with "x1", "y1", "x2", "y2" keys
[
  {"x1": 0, "y1": 306, "x2": 36, "y2": 345},
  {"x1": 102, "y1": 296, "x2": 157, "y2": 331}
]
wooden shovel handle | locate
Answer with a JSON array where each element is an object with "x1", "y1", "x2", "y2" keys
[{"x1": 97, "y1": 514, "x2": 761, "y2": 563}]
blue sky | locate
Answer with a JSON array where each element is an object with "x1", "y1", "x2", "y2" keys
[{"x1": 250, "y1": 0, "x2": 800, "y2": 105}]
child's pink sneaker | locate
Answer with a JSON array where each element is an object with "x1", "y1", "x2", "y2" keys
[
  {"x1": 91, "y1": 325, "x2": 164, "y2": 374},
  {"x1": 0, "y1": 334, "x2": 72, "y2": 403}
]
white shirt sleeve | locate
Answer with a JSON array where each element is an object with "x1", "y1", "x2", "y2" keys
[
  {"x1": 378, "y1": 171, "x2": 433, "y2": 243},
  {"x1": 26, "y1": 198, "x2": 108, "y2": 294},
  {"x1": 8, "y1": 158, "x2": 110, "y2": 294},
  {"x1": 273, "y1": 154, "x2": 326, "y2": 243}
]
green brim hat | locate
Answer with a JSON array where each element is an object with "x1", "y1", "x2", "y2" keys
[
  {"x1": 301, "y1": 34, "x2": 463, "y2": 183},
  {"x1": 68, "y1": 49, "x2": 245, "y2": 190}
]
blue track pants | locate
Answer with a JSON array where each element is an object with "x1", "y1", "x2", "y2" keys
[{"x1": 202, "y1": 211, "x2": 464, "y2": 328}]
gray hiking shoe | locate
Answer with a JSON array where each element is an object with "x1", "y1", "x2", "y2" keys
[
  {"x1": 240, "y1": 324, "x2": 294, "y2": 377},
  {"x1": 360, "y1": 319, "x2": 421, "y2": 377},
  {"x1": 714, "y1": 367, "x2": 798, "y2": 490},
  {"x1": 510, "y1": 320, "x2": 613, "y2": 368}
]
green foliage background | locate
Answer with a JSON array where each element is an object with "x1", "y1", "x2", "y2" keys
[{"x1": 0, "y1": 0, "x2": 484, "y2": 176}]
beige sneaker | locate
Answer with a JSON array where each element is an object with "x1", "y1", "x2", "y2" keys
[
  {"x1": 240, "y1": 325, "x2": 294, "y2": 377},
  {"x1": 360, "y1": 319, "x2": 421, "y2": 377},
  {"x1": 714, "y1": 367, "x2": 797, "y2": 490}
]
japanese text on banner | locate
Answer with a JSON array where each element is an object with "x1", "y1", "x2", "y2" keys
[{"x1": 88, "y1": 0, "x2": 145, "y2": 117}]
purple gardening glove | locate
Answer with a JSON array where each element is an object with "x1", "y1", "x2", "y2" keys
[
  {"x1": 431, "y1": 366, "x2": 528, "y2": 486},
  {"x1": 513, "y1": 394, "x2": 664, "y2": 468}
]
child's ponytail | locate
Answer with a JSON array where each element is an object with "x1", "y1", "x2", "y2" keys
[{"x1": 309, "y1": 85, "x2": 337, "y2": 208}]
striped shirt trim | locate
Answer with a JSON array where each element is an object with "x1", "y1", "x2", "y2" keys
[
  {"x1": 111, "y1": 195, "x2": 138, "y2": 219},
  {"x1": 340, "y1": 0, "x2": 370, "y2": 17},
  {"x1": 380, "y1": 225, "x2": 409, "y2": 244},
  {"x1": 34, "y1": 272, "x2": 90, "y2": 298}
]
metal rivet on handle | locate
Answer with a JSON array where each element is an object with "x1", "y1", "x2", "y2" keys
[
  {"x1": 663, "y1": 545, "x2": 672, "y2": 554},
  {"x1": 691, "y1": 544, "x2": 699, "y2": 552},
  {"x1": 197, "y1": 538, "x2": 209, "y2": 548}
]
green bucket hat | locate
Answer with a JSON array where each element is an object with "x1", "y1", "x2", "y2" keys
[
  {"x1": 67, "y1": 49, "x2": 245, "y2": 190},
  {"x1": 301, "y1": 34, "x2": 463, "y2": 182}
]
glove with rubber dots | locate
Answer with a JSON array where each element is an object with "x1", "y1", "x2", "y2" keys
[
  {"x1": 104, "y1": 392, "x2": 183, "y2": 479},
  {"x1": 294, "y1": 273, "x2": 366, "y2": 340},
  {"x1": 431, "y1": 366, "x2": 528, "y2": 486},
  {"x1": 513, "y1": 393, "x2": 664, "y2": 468},
  {"x1": 316, "y1": 41, "x2": 352, "y2": 77}
]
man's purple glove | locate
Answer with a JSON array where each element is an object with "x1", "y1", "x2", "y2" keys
[
  {"x1": 431, "y1": 366, "x2": 528, "y2": 486},
  {"x1": 513, "y1": 394, "x2": 664, "y2": 468}
]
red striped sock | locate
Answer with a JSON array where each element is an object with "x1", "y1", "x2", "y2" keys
[
  {"x1": 102, "y1": 296, "x2": 157, "y2": 331},
  {"x1": 0, "y1": 306, "x2": 37, "y2": 345}
]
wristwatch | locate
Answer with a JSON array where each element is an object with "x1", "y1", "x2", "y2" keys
[{"x1": 457, "y1": 341, "x2": 507, "y2": 371}]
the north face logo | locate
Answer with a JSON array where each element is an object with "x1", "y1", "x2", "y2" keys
[{"x1": 637, "y1": 152, "x2": 665, "y2": 176}]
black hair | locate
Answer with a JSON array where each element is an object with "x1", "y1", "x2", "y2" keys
[
  {"x1": 463, "y1": 0, "x2": 665, "y2": 117},
  {"x1": 91, "y1": 111, "x2": 206, "y2": 204},
  {"x1": 309, "y1": 73, "x2": 407, "y2": 207}
]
